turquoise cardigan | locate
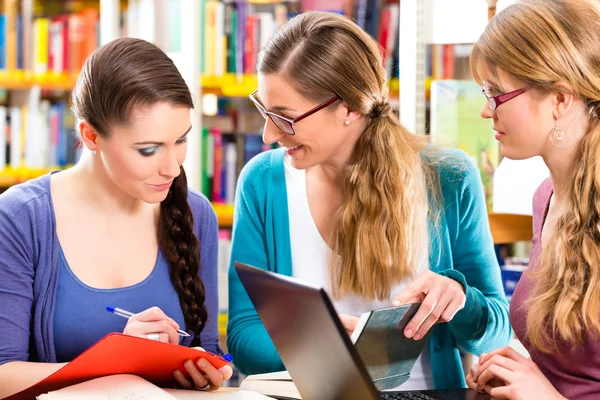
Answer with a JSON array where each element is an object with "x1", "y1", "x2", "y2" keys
[{"x1": 227, "y1": 148, "x2": 511, "y2": 389}]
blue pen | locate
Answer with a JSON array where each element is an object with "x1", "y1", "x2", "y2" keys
[{"x1": 106, "y1": 306, "x2": 191, "y2": 337}]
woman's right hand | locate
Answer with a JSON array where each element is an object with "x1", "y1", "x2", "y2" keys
[
  {"x1": 339, "y1": 314, "x2": 359, "y2": 336},
  {"x1": 123, "y1": 306, "x2": 181, "y2": 344}
]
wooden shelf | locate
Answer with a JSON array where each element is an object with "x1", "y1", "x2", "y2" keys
[
  {"x1": 1, "y1": 172, "x2": 533, "y2": 244},
  {"x1": 215, "y1": 204, "x2": 534, "y2": 245},
  {"x1": 213, "y1": 202, "x2": 235, "y2": 228},
  {"x1": 0, "y1": 71, "x2": 77, "y2": 91},
  {"x1": 488, "y1": 213, "x2": 533, "y2": 244},
  {"x1": 0, "y1": 167, "x2": 61, "y2": 187},
  {"x1": 201, "y1": 74, "x2": 400, "y2": 98},
  {"x1": 201, "y1": 74, "x2": 258, "y2": 97}
]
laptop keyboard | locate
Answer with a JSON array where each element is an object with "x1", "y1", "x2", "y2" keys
[{"x1": 380, "y1": 392, "x2": 438, "y2": 400}]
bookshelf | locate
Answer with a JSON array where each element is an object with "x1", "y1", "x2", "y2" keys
[
  {"x1": 0, "y1": 1, "x2": 534, "y2": 246},
  {"x1": 400, "y1": 0, "x2": 536, "y2": 244},
  {"x1": 201, "y1": 73, "x2": 401, "y2": 99},
  {"x1": 0, "y1": 72, "x2": 77, "y2": 90},
  {"x1": 212, "y1": 205, "x2": 533, "y2": 245}
]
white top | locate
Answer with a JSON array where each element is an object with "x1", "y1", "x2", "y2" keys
[{"x1": 284, "y1": 157, "x2": 435, "y2": 391}]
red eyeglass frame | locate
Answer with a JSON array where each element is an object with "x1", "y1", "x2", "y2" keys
[
  {"x1": 482, "y1": 83, "x2": 528, "y2": 110},
  {"x1": 249, "y1": 89, "x2": 341, "y2": 135}
]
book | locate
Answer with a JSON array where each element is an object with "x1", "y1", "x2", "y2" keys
[
  {"x1": 239, "y1": 371, "x2": 300, "y2": 400},
  {"x1": 37, "y1": 374, "x2": 271, "y2": 400},
  {"x1": 6, "y1": 333, "x2": 231, "y2": 400},
  {"x1": 429, "y1": 80, "x2": 499, "y2": 212},
  {"x1": 350, "y1": 303, "x2": 429, "y2": 390}
]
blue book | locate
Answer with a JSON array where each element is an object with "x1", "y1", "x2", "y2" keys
[
  {"x1": 0, "y1": 15, "x2": 6, "y2": 70},
  {"x1": 16, "y1": 14, "x2": 22, "y2": 69},
  {"x1": 243, "y1": 134, "x2": 263, "y2": 165}
]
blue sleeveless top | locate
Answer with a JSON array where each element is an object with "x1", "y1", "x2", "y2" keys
[{"x1": 53, "y1": 245, "x2": 186, "y2": 362}]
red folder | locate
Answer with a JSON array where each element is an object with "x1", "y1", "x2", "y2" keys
[{"x1": 5, "y1": 333, "x2": 230, "y2": 400}]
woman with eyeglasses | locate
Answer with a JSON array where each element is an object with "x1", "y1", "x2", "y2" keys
[
  {"x1": 465, "y1": 1, "x2": 600, "y2": 399},
  {"x1": 227, "y1": 11, "x2": 511, "y2": 390}
]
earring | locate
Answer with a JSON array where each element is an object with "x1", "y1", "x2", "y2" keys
[
  {"x1": 344, "y1": 120, "x2": 350, "y2": 126},
  {"x1": 549, "y1": 122, "x2": 568, "y2": 147},
  {"x1": 91, "y1": 149, "x2": 97, "y2": 155}
]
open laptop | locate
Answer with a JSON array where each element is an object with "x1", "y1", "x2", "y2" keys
[{"x1": 234, "y1": 262, "x2": 493, "y2": 400}]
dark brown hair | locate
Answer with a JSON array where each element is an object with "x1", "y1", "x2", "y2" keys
[{"x1": 72, "y1": 37, "x2": 207, "y2": 346}]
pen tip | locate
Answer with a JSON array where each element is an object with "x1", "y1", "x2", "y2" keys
[{"x1": 106, "y1": 306, "x2": 115, "y2": 313}]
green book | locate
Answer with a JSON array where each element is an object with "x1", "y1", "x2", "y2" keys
[{"x1": 201, "y1": 127, "x2": 210, "y2": 198}]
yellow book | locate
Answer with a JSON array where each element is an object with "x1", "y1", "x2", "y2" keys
[
  {"x1": 204, "y1": 1, "x2": 217, "y2": 77},
  {"x1": 33, "y1": 18, "x2": 49, "y2": 75},
  {"x1": 4, "y1": 0, "x2": 18, "y2": 71}
]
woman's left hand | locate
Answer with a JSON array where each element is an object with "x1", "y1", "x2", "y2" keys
[
  {"x1": 391, "y1": 270, "x2": 466, "y2": 340},
  {"x1": 470, "y1": 346, "x2": 566, "y2": 400},
  {"x1": 172, "y1": 347, "x2": 233, "y2": 391}
]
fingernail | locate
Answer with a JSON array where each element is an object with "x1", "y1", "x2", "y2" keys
[
  {"x1": 198, "y1": 359, "x2": 208, "y2": 368},
  {"x1": 413, "y1": 333, "x2": 422, "y2": 340},
  {"x1": 393, "y1": 301, "x2": 400, "y2": 306},
  {"x1": 405, "y1": 329, "x2": 413, "y2": 338}
]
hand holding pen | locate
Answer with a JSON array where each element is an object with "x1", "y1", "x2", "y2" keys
[
  {"x1": 107, "y1": 305, "x2": 234, "y2": 391},
  {"x1": 108, "y1": 306, "x2": 186, "y2": 344}
]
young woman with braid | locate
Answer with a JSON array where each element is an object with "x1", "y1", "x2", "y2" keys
[
  {"x1": 0, "y1": 38, "x2": 231, "y2": 397},
  {"x1": 466, "y1": 1, "x2": 600, "y2": 399},
  {"x1": 227, "y1": 11, "x2": 511, "y2": 390}
]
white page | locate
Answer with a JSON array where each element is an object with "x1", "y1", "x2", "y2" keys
[
  {"x1": 165, "y1": 388, "x2": 272, "y2": 399},
  {"x1": 242, "y1": 371, "x2": 292, "y2": 382},
  {"x1": 38, "y1": 374, "x2": 177, "y2": 400}
]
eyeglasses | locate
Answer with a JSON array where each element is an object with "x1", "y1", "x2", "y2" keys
[
  {"x1": 482, "y1": 82, "x2": 528, "y2": 110},
  {"x1": 249, "y1": 89, "x2": 340, "y2": 135}
]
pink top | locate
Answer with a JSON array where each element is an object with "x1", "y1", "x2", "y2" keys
[{"x1": 510, "y1": 178, "x2": 600, "y2": 399}]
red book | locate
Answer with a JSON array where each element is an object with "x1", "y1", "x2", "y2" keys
[
  {"x1": 211, "y1": 129, "x2": 223, "y2": 203},
  {"x1": 442, "y1": 44, "x2": 455, "y2": 79}
]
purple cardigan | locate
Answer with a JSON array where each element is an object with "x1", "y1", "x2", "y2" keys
[{"x1": 0, "y1": 173, "x2": 222, "y2": 365}]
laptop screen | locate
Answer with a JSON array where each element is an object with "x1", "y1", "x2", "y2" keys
[{"x1": 234, "y1": 261, "x2": 380, "y2": 400}]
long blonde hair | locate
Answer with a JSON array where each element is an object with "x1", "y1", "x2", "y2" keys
[
  {"x1": 257, "y1": 11, "x2": 440, "y2": 300},
  {"x1": 471, "y1": 0, "x2": 600, "y2": 352}
]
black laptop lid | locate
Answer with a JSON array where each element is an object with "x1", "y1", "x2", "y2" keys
[{"x1": 234, "y1": 261, "x2": 380, "y2": 400}]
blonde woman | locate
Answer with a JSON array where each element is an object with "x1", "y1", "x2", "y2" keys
[
  {"x1": 228, "y1": 11, "x2": 511, "y2": 390},
  {"x1": 466, "y1": 0, "x2": 600, "y2": 399}
]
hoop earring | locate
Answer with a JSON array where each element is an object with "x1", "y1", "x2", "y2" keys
[{"x1": 549, "y1": 123, "x2": 568, "y2": 147}]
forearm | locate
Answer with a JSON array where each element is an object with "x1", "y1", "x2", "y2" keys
[
  {"x1": 0, "y1": 361, "x2": 66, "y2": 398},
  {"x1": 227, "y1": 319, "x2": 284, "y2": 375},
  {"x1": 451, "y1": 288, "x2": 512, "y2": 353}
]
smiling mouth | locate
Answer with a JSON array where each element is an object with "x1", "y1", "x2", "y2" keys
[{"x1": 149, "y1": 181, "x2": 173, "y2": 189}]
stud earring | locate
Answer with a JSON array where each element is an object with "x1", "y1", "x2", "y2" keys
[
  {"x1": 91, "y1": 149, "x2": 97, "y2": 155},
  {"x1": 344, "y1": 120, "x2": 350, "y2": 126}
]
